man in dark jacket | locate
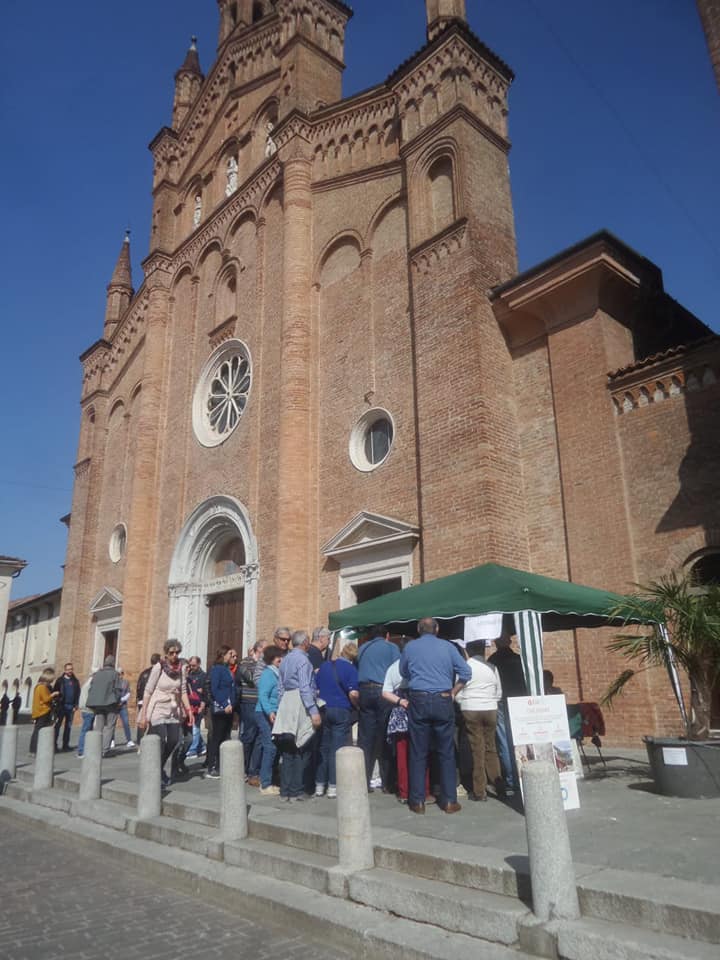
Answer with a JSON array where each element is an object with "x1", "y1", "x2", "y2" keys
[
  {"x1": 488, "y1": 635, "x2": 527, "y2": 795},
  {"x1": 185, "y1": 656, "x2": 207, "y2": 757},
  {"x1": 135, "y1": 653, "x2": 161, "y2": 743},
  {"x1": 53, "y1": 663, "x2": 81, "y2": 751},
  {"x1": 238, "y1": 641, "x2": 266, "y2": 784}
]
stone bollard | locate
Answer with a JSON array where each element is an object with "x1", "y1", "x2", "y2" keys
[
  {"x1": 137, "y1": 733, "x2": 162, "y2": 820},
  {"x1": 522, "y1": 760, "x2": 580, "y2": 922},
  {"x1": 34, "y1": 725, "x2": 55, "y2": 791},
  {"x1": 336, "y1": 746, "x2": 374, "y2": 871},
  {"x1": 79, "y1": 730, "x2": 103, "y2": 802},
  {"x1": 0, "y1": 724, "x2": 19, "y2": 784},
  {"x1": 220, "y1": 740, "x2": 248, "y2": 841}
]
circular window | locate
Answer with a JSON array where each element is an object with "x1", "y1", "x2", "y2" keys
[
  {"x1": 109, "y1": 523, "x2": 127, "y2": 563},
  {"x1": 349, "y1": 409, "x2": 395, "y2": 472},
  {"x1": 193, "y1": 339, "x2": 252, "y2": 447}
]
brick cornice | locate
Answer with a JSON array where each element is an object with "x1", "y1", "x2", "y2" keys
[{"x1": 409, "y1": 217, "x2": 468, "y2": 273}]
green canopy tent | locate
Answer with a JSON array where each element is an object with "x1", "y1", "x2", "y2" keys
[{"x1": 328, "y1": 562, "x2": 632, "y2": 696}]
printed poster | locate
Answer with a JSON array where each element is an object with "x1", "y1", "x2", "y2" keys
[{"x1": 507, "y1": 694, "x2": 580, "y2": 811}]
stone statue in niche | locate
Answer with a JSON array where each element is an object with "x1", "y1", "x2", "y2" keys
[
  {"x1": 265, "y1": 121, "x2": 277, "y2": 158},
  {"x1": 225, "y1": 156, "x2": 238, "y2": 196},
  {"x1": 193, "y1": 194, "x2": 202, "y2": 227}
]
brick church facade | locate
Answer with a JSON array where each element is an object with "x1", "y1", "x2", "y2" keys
[{"x1": 56, "y1": 0, "x2": 720, "y2": 741}]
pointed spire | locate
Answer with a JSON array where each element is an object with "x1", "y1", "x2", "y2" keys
[
  {"x1": 173, "y1": 37, "x2": 204, "y2": 129},
  {"x1": 109, "y1": 230, "x2": 133, "y2": 290},
  {"x1": 104, "y1": 231, "x2": 134, "y2": 334},
  {"x1": 175, "y1": 36, "x2": 203, "y2": 80}
]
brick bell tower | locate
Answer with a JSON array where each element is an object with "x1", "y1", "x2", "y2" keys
[{"x1": 401, "y1": 1, "x2": 528, "y2": 575}]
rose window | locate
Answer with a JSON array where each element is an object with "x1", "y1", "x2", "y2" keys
[
  {"x1": 193, "y1": 340, "x2": 253, "y2": 447},
  {"x1": 207, "y1": 354, "x2": 251, "y2": 436}
]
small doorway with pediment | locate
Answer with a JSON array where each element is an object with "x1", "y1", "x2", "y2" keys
[
  {"x1": 322, "y1": 512, "x2": 420, "y2": 611},
  {"x1": 89, "y1": 587, "x2": 123, "y2": 671},
  {"x1": 168, "y1": 496, "x2": 258, "y2": 667}
]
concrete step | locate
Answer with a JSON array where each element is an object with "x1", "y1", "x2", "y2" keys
[
  {"x1": 74, "y1": 798, "x2": 133, "y2": 832},
  {"x1": 161, "y1": 794, "x2": 220, "y2": 828},
  {"x1": 374, "y1": 832, "x2": 530, "y2": 900},
  {"x1": 576, "y1": 867, "x2": 720, "y2": 947},
  {"x1": 224, "y1": 836, "x2": 337, "y2": 892},
  {"x1": 132, "y1": 815, "x2": 223, "y2": 861},
  {"x1": 248, "y1": 807, "x2": 339, "y2": 857},
  {"x1": 557, "y1": 916, "x2": 720, "y2": 960},
  {"x1": 348, "y1": 866, "x2": 529, "y2": 946}
]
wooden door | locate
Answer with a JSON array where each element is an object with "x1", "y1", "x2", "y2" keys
[{"x1": 206, "y1": 590, "x2": 244, "y2": 667}]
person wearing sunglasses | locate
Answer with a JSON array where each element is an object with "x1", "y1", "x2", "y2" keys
[{"x1": 137, "y1": 639, "x2": 191, "y2": 787}]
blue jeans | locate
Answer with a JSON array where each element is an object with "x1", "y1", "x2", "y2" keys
[
  {"x1": 77, "y1": 711, "x2": 94, "y2": 755},
  {"x1": 240, "y1": 701, "x2": 261, "y2": 776},
  {"x1": 112, "y1": 704, "x2": 132, "y2": 743},
  {"x1": 316, "y1": 707, "x2": 353, "y2": 787},
  {"x1": 495, "y1": 702, "x2": 518, "y2": 789},
  {"x1": 357, "y1": 685, "x2": 392, "y2": 786},
  {"x1": 189, "y1": 715, "x2": 205, "y2": 754},
  {"x1": 407, "y1": 691, "x2": 456, "y2": 807},
  {"x1": 278, "y1": 734, "x2": 315, "y2": 798},
  {"x1": 55, "y1": 705, "x2": 76, "y2": 750},
  {"x1": 256, "y1": 711, "x2": 276, "y2": 788}
]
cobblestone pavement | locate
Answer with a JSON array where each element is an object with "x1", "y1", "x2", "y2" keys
[{"x1": 0, "y1": 816, "x2": 352, "y2": 960}]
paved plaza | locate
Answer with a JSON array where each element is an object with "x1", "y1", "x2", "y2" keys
[
  {"x1": 0, "y1": 813, "x2": 353, "y2": 960},
  {"x1": 7, "y1": 724, "x2": 720, "y2": 887}
]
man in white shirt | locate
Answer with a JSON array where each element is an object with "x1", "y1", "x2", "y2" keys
[{"x1": 455, "y1": 641, "x2": 503, "y2": 801}]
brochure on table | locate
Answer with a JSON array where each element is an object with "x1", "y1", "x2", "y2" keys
[{"x1": 507, "y1": 694, "x2": 580, "y2": 811}]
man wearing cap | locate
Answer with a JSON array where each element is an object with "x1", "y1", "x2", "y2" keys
[{"x1": 400, "y1": 617, "x2": 471, "y2": 814}]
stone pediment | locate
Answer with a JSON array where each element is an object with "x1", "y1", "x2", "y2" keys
[
  {"x1": 322, "y1": 512, "x2": 419, "y2": 559},
  {"x1": 89, "y1": 587, "x2": 123, "y2": 614}
]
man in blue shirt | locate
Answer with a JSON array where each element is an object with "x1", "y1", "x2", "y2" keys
[
  {"x1": 356, "y1": 624, "x2": 400, "y2": 790},
  {"x1": 277, "y1": 631, "x2": 321, "y2": 799},
  {"x1": 400, "y1": 617, "x2": 471, "y2": 814}
]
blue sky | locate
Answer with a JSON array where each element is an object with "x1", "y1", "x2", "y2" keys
[{"x1": 1, "y1": 0, "x2": 718, "y2": 599}]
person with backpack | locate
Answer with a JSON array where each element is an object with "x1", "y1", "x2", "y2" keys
[{"x1": 86, "y1": 656, "x2": 123, "y2": 756}]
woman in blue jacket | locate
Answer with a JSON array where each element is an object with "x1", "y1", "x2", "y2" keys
[
  {"x1": 204, "y1": 645, "x2": 236, "y2": 779},
  {"x1": 255, "y1": 645, "x2": 283, "y2": 795}
]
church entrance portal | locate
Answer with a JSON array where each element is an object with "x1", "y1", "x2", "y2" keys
[
  {"x1": 207, "y1": 589, "x2": 244, "y2": 666},
  {"x1": 168, "y1": 496, "x2": 258, "y2": 665}
]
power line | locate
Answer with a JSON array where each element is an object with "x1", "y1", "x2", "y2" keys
[
  {"x1": 0, "y1": 479, "x2": 72, "y2": 494},
  {"x1": 520, "y1": 0, "x2": 720, "y2": 264}
]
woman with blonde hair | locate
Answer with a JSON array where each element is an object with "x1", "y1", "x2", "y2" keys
[{"x1": 30, "y1": 668, "x2": 60, "y2": 755}]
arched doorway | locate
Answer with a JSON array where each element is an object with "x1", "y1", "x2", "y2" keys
[{"x1": 168, "y1": 496, "x2": 258, "y2": 666}]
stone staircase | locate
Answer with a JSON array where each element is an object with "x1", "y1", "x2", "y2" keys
[{"x1": 3, "y1": 766, "x2": 718, "y2": 959}]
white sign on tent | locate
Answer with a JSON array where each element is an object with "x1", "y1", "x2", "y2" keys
[{"x1": 507, "y1": 694, "x2": 580, "y2": 811}]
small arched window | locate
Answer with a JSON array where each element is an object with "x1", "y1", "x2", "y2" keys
[
  {"x1": 428, "y1": 156, "x2": 455, "y2": 234},
  {"x1": 690, "y1": 552, "x2": 720, "y2": 586}
]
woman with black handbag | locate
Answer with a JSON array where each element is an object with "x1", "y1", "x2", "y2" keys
[{"x1": 314, "y1": 643, "x2": 360, "y2": 798}]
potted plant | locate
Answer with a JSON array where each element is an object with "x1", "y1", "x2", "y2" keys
[{"x1": 603, "y1": 571, "x2": 720, "y2": 798}]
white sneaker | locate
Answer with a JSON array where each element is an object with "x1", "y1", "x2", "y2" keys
[
  {"x1": 315, "y1": 783, "x2": 326, "y2": 797},
  {"x1": 260, "y1": 785, "x2": 280, "y2": 796},
  {"x1": 126, "y1": 740, "x2": 136, "y2": 748},
  {"x1": 456, "y1": 784, "x2": 468, "y2": 799},
  {"x1": 110, "y1": 740, "x2": 115, "y2": 749},
  {"x1": 327, "y1": 785, "x2": 337, "y2": 799},
  {"x1": 370, "y1": 777, "x2": 382, "y2": 789}
]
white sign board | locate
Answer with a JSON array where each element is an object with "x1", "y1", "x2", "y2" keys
[
  {"x1": 507, "y1": 694, "x2": 580, "y2": 811},
  {"x1": 662, "y1": 747, "x2": 688, "y2": 766}
]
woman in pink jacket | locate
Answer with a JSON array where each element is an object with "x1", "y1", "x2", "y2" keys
[{"x1": 138, "y1": 639, "x2": 191, "y2": 787}]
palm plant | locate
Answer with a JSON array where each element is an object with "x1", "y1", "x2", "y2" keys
[{"x1": 602, "y1": 571, "x2": 720, "y2": 740}]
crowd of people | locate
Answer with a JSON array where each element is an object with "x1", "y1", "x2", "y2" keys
[{"x1": 18, "y1": 618, "x2": 536, "y2": 813}]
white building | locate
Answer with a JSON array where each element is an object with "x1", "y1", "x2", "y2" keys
[{"x1": 1, "y1": 586, "x2": 62, "y2": 714}]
